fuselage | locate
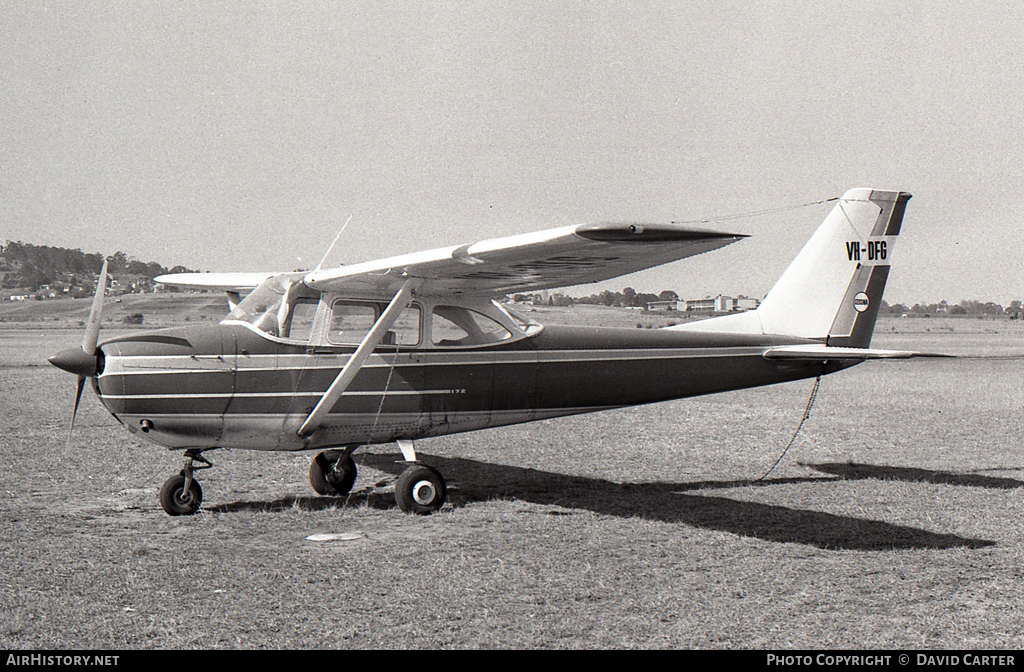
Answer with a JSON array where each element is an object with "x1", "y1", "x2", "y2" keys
[{"x1": 94, "y1": 317, "x2": 848, "y2": 452}]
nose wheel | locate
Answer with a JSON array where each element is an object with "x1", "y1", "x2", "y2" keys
[
  {"x1": 159, "y1": 449, "x2": 212, "y2": 516},
  {"x1": 159, "y1": 474, "x2": 203, "y2": 515}
]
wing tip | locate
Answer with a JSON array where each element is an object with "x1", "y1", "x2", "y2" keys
[{"x1": 154, "y1": 272, "x2": 280, "y2": 292}]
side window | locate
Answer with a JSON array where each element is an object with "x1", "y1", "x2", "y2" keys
[
  {"x1": 327, "y1": 301, "x2": 422, "y2": 347},
  {"x1": 431, "y1": 306, "x2": 512, "y2": 347},
  {"x1": 328, "y1": 302, "x2": 377, "y2": 345},
  {"x1": 282, "y1": 298, "x2": 320, "y2": 342},
  {"x1": 387, "y1": 304, "x2": 421, "y2": 347}
]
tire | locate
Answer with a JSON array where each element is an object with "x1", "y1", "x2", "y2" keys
[
  {"x1": 309, "y1": 451, "x2": 357, "y2": 496},
  {"x1": 395, "y1": 464, "x2": 447, "y2": 515},
  {"x1": 159, "y1": 474, "x2": 203, "y2": 516}
]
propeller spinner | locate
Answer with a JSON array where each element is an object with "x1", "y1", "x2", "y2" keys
[{"x1": 48, "y1": 259, "x2": 109, "y2": 432}]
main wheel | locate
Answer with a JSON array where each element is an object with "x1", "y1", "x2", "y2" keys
[
  {"x1": 309, "y1": 450, "x2": 357, "y2": 496},
  {"x1": 395, "y1": 464, "x2": 447, "y2": 515},
  {"x1": 159, "y1": 474, "x2": 203, "y2": 516}
]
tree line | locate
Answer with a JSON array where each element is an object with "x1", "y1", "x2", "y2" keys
[
  {"x1": 882, "y1": 299, "x2": 1022, "y2": 317},
  {"x1": 0, "y1": 241, "x2": 196, "y2": 290},
  {"x1": 512, "y1": 288, "x2": 680, "y2": 308}
]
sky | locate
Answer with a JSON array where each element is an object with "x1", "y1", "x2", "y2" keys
[{"x1": 2, "y1": 1, "x2": 1022, "y2": 306}]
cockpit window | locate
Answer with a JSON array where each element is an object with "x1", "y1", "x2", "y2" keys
[
  {"x1": 431, "y1": 306, "x2": 512, "y2": 346},
  {"x1": 285, "y1": 299, "x2": 319, "y2": 342}
]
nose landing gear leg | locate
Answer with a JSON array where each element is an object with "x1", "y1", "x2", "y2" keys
[{"x1": 159, "y1": 449, "x2": 213, "y2": 516}]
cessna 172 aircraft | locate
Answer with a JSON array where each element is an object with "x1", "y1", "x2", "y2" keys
[{"x1": 50, "y1": 187, "x2": 913, "y2": 516}]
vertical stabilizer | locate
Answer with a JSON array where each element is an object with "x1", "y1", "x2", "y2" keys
[{"x1": 670, "y1": 188, "x2": 911, "y2": 347}]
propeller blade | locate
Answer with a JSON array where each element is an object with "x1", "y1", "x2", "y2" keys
[
  {"x1": 69, "y1": 375, "x2": 86, "y2": 437},
  {"x1": 52, "y1": 259, "x2": 109, "y2": 441},
  {"x1": 83, "y1": 259, "x2": 108, "y2": 355}
]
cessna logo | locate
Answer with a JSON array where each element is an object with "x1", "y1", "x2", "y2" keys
[{"x1": 853, "y1": 292, "x2": 870, "y2": 312}]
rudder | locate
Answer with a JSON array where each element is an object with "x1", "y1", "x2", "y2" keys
[{"x1": 824, "y1": 190, "x2": 909, "y2": 348}]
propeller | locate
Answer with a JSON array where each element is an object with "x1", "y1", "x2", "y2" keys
[{"x1": 49, "y1": 259, "x2": 109, "y2": 433}]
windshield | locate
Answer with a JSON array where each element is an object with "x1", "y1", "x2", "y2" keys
[{"x1": 223, "y1": 273, "x2": 314, "y2": 339}]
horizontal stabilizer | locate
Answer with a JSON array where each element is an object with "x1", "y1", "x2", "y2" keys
[{"x1": 762, "y1": 344, "x2": 951, "y2": 361}]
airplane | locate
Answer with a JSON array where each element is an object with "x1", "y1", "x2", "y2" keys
[{"x1": 49, "y1": 187, "x2": 916, "y2": 516}]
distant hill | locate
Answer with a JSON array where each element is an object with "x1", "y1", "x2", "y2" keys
[{"x1": 1, "y1": 241, "x2": 196, "y2": 295}]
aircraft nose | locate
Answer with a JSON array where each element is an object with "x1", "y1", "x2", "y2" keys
[{"x1": 48, "y1": 347, "x2": 100, "y2": 378}]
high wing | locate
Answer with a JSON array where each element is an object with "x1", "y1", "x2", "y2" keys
[
  {"x1": 302, "y1": 222, "x2": 746, "y2": 298},
  {"x1": 152, "y1": 272, "x2": 282, "y2": 293},
  {"x1": 152, "y1": 272, "x2": 289, "y2": 310}
]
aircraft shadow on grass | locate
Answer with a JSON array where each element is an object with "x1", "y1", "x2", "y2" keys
[
  {"x1": 212, "y1": 453, "x2": 993, "y2": 551},
  {"x1": 803, "y1": 462, "x2": 1024, "y2": 490}
]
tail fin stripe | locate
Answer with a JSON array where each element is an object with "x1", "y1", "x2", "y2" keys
[
  {"x1": 828, "y1": 264, "x2": 891, "y2": 347},
  {"x1": 866, "y1": 190, "x2": 910, "y2": 237}
]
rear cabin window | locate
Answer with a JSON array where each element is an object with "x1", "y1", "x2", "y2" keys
[
  {"x1": 431, "y1": 306, "x2": 512, "y2": 347},
  {"x1": 499, "y1": 304, "x2": 539, "y2": 333}
]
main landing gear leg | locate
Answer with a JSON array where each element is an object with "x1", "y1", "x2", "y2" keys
[
  {"x1": 394, "y1": 439, "x2": 447, "y2": 515},
  {"x1": 159, "y1": 448, "x2": 213, "y2": 516}
]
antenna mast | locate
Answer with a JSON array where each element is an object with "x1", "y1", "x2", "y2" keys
[{"x1": 314, "y1": 214, "x2": 353, "y2": 272}]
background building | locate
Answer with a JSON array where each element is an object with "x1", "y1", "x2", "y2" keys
[{"x1": 647, "y1": 295, "x2": 761, "y2": 313}]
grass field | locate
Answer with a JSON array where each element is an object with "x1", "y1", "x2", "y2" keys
[{"x1": 1, "y1": 302, "x2": 1023, "y2": 649}]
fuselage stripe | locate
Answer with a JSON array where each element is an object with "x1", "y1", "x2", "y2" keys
[
  {"x1": 103, "y1": 346, "x2": 770, "y2": 376},
  {"x1": 99, "y1": 389, "x2": 459, "y2": 400}
]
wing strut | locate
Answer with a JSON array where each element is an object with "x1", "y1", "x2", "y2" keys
[{"x1": 297, "y1": 279, "x2": 414, "y2": 438}]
